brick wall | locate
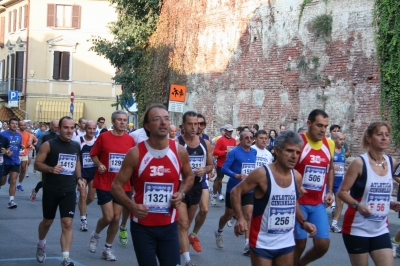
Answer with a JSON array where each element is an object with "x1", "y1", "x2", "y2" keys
[{"x1": 154, "y1": 0, "x2": 397, "y2": 157}]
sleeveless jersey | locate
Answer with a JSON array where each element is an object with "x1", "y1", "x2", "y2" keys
[
  {"x1": 342, "y1": 153, "x2": 393, "y2": 237},
  {"x1": 333, "y1": 147, "x2": 346, "y2": 180},
  {"x1": 295, "y1": 134, "x2": 332, "y2": 205},
  {"x1": 178, "y1": 136, "x2": 207, "y2": 182},
  {"x1": 250, "y1": 165, "x2": 297, "y2": 250},
  {"x1": 43, "y1": 138, "x2": 80, "y2": 192},
  {"x1": 132, "y1": 140, "x2": 182, "y2": 226},
  {"x1": 79, "y1": 136, "x2": 97, "y2": 178}
]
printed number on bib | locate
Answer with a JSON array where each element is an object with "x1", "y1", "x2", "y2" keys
[
  {"x1": 334, "y1": 162, "x2": 345, "y2": 176},
  {"x1": 366, "y1": 193, "x2": 390, "y2": 221},
  {"x1": 109, "y1": 153, "x2": 125, "y2": 173},
  {"x1": 189, "y1": 155, "x2": 204, "y2": 171},
  {"x1": 256, "y1": 157, "x2": 268, "y2": 167},
  {"x1": 302, "y1": 165, "x2": 326, "y2": 191},
  {"x1": 268, "y1": 206, "x2": 295, "y2": 234},
  {"x1": 57, "y1": 154, "x2": 77, "y2": 175},
  {"x1": 143, "y1": 182, "x2": 173, "y2": 213},
  {"x1": 82, "y1": 153, "x2": 95, "y2": 168},
  {"x1": 241, "y1": 163, "x2": 256, "y2": 175}
]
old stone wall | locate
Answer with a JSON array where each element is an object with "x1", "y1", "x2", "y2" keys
[{"x1": 154, "y1": 0, "x2": 395, "y2": 157}]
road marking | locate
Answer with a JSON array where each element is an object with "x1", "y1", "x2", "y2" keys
[{"x1": 0, "y1": 257, "x2": 85, "y2": 266}]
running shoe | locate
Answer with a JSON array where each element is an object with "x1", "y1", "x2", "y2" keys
[
  {"x1": 8, "y1": 200, "x2": 17, "y2": 209},
  {"x1": 80, "y1": 220, "x2": 88, "y2": 232},
  {"x1": 36, "y1": 244, "x2": 46, "y2": 263},
  {"x1": 392, "y1": 238, "x2": 398, "y2": 258},
  {"x1": 26, "y1": 174, "x2": 29, "y2": 178},
  {"x1": 30, "y1": 188, "x2": 37, "y2": 201},
  {"x1": 211, "y1": 197, "x2": 217, "y2": 206},
  {"x1": 243, "y1": 244, "x2": 250, "y2": 256},
  {"x1": 330, "y1": 224, "x2": 342, "y2": 233},
  {"x1": 214, "y1": 230, "x2": 224, "y2": 248},
  {"x1": 227, "y1": 216, "x2": 236, "y2": 227},
  {"x1": 102, "y1": 247, "x2": 117, "y2": 261},
  {"x1": 218, "y1": 194, "x2": 224, "y2": 202},
  {"x1": 88, "y1": 234, "x2": 100, "y2": 253},
  {"x1": 396, "y1": 243, "x2": 400, "y2": 258},
  {"x1": 60, "y1": 258, "x2": 75, "y2": 266},
  {"x1": 17, "y1": 184, "x2": 24, "y2": 191},
  {"x1": 188, "y1": 234, "x2": 202, "y2": 252},
  {"x1": 119, "y1": 228, "x2": 128, "y2": 245},
  {"x1": 185, "y1": 260, "x2": 197, "y2": 266}
]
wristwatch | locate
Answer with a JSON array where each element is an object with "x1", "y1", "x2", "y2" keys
[
  {"x1": 352, "y1": 201, "x2": 359, "y2": 210},
  {"x1": 180, "y1": 190, "x2": 185, "y2": 199}
]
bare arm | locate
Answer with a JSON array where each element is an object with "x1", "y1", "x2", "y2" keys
[
  {"x1": 337, "y1": 158, "x2": 371, "y2": 216},
  {"x1": 177, "y1": 144, "x2": 194, "y2": 194},
  {"x1": 232, "y1": 167, "x2": 266, "y2": 236},
  {"x1": 75, "y1": 158, "x2": 84, "y2": 188},
  {"x1": 111, "y1": 147, "x2": 149, "y2": 218},
  {"x1": 34, "y1": 142, "x2": 64, "y2": 174},
  {"x1": 324, "y1": 158, "x2": 335, "y2": 204},
  {"x1": 194, "y1": 139, "x2": 213, "y2": 177},
  {"x1": 91, "y1": 155, "x2": 107, "y2": 173}
]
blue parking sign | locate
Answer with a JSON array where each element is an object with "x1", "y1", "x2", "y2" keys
[{"x1": 8, "y1": 91, "x2": 18, "y2": 101}]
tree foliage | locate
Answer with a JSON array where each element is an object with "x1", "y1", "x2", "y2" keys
[
  {"x1": 90, "y1": 0, "x2": 164, "y2": 114},
  {"x1": 374, "y1": 0, "x2": 400, "y2": 144}
]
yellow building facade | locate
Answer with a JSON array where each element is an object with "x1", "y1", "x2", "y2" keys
[{"x1": 0, "y1": 0, "x2": 119, "y2": 123}]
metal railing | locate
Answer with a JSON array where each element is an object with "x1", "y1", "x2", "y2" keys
[{"x1": 0, "y1": 78, "x2": 24, "y2": 95}]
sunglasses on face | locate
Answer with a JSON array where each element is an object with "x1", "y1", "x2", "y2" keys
[{"x1": 198, "y1": 122, "x2": 206, "y2": 126}]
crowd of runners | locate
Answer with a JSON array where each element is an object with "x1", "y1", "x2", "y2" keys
[{"x1": 0, "y1": 105, "x2": 400, "y2": 266}]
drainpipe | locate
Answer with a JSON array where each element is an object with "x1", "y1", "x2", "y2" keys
[{"x1": 22, "y1": 0, "x2": 30, "y2": 119}]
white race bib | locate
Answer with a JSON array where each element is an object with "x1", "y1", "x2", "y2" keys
[
  {"x1": 267, "y1": 206, "x2": 296, "y2": 234},
  {"x1": 82, "y1": 153, "x2": 95, "y2": 168},
  {"x1": 366, "y1": 193, "x2": 390, "y2": 221},
  {"x1": 256, "y1": 157, "x2": 268, "y2": 167},
  {"x1": 0, "y1": 154, "x2": 3, "y2": 164},
  {"x1": 189, "y1": 155, "x2": 204, "y2": 172},
  {"x1": 57, "y1": 153, "x2": 77, "y2": 175},
  {"x1": 241, "y1": 163, "x2": 256, "y2": 175},
  {"x1": 143, "y1": 182, "x2": 173, "y2": 213},
  {"x1": 19, "y1": 148, "x2": 24, "y2": 156},
  {"x1": 109, "y1": 153, "x2": 125, "y2": 173},
  {"x1": 302, "y1": 165, "x2": 326, "y2": 191},
  {"x1": 334, "y1": 162, "x2": 345, "y2": 176}
]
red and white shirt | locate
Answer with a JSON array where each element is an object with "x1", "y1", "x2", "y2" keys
[
  {"x1": 295, "y1": 134, "x2": 333, "y2": 205},
  {"x1": 131, "y1": 140, "x2": 182, "y2": 226}
]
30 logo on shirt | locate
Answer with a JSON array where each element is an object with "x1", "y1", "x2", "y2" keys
[
  {"x1": 310, "y1": 155, "x2": 326, "y2": 164},
  {"x1": 150, "y1": 166, "x2": 171, "y2": 176}
]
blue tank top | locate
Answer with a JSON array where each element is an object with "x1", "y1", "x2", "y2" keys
[{"x1": 333, "y1": 147, "x2": 346, "y2": 179}]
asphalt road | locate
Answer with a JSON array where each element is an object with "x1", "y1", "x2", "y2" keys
[{"x1": 1, "y1": 165, "x2": 400, "y2": 266}]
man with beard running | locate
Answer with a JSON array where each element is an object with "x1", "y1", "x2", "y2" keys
[
  {"x1": 177, "y1": 111, "x2": 213, "y2": 265},
  {"x1": 111, "y1": 104, "x2": 194, "y2": 266}
]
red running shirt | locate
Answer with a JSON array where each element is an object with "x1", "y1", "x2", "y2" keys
[
  {"x1": 131, "y1": 140, "x2": 182, "y2": 226},
  {"x1": 90, "y1": 131, "x2": 135, "y2": 192}
]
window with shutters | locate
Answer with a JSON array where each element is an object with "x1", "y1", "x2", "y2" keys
[
  {"x1": 52, "y1": 51, "x2": 70, "y2": 80},
  {"x1": 19, "y1": 6, "x2": 26, "y2": 30},
  {"x1": 47, "y1": 4, "x2": 81, "y2": 29},
  {"x1": 12, "y1": 9, "x2": 16, "y2": 32}
]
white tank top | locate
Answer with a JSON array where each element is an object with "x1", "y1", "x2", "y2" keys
[
  {"x1": 344, "y1": 153, "x2": 392, "y2": 237},
  {"x1": 250, "y1": 165, "x2": 297, "y2": 250}
]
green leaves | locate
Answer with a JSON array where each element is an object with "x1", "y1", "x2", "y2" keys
[
  {"x1": 375, "y1": 0, "x2": 400, "y2": 144},
  {"x1": 90, "y1": 0, "x2": 164, "y2": 117}
]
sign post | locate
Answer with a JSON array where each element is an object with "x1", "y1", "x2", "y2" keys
[
  {"x1": 8, "y1": 91, "x2": 18, "y2": 107},
  {"x1": 167, "y1": 84, "x2": 186, "y2": 113},
  {"x1": 70, "y1": 92, "x2": 74, "y2": 118}
]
